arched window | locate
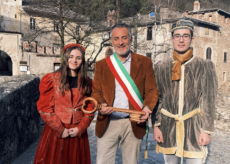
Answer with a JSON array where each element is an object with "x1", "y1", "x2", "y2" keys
[{"x1": 206, "y1": 47, "x2": 212, "y2": 60}]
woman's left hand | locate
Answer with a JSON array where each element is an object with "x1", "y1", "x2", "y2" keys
[{"x1": 69, "y1": 127, "x2": 79, "y2": 137}]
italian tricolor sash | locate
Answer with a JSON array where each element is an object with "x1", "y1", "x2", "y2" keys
[{"x1": 106, "y1": 53, "x2": 143, "y2": 111}]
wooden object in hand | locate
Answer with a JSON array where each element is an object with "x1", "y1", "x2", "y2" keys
[{"x1": 81, "y1": 97, "x2": 146, "y2": 122}]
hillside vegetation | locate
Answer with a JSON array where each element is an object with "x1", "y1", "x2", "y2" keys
[{"x1": 70, "y1": 0, "x2": 230, "y2": 20}]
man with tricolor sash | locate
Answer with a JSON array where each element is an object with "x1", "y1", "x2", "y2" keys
[
  {"x1": 152, "y1": 19, "x2": 218, "y2": 164},
  {"x1": 91, "y1": 23, "x2": 159, "y2": 164}
]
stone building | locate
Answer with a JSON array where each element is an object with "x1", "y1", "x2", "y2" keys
[
  {"x1": 86, "y1": 2, "x2": 230, "y2": 130},
  {"x1": 0, "y1": 0, "x2": 89, "y2": 76},
  {"x1": 88, "y1": 1, "x2": 229, "y2": 89},
  {"x1": 1, "y1": 0, "x2": 230, "y2": 88},
  {"x1": 187, "y1": 1, "x2": 230, "y2": 87},
  {"x1": 136, "y1": 1, "x2": 230, "y2": 87}
]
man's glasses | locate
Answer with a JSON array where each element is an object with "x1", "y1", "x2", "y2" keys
[{"x1": 173, "y1": 34, "x2": 191, "y2": 41}]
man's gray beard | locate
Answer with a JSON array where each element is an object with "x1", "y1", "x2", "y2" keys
[{"x1": 115, "y1": 49, "x2": 130, "y2": 56}]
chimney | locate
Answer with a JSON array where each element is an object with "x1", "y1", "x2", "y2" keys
[
  {"x1": 107, "y1": 10, "x2": 116, "y2": 27},
  {"x1": 160, "y1": 8, "x2": 169, "y2": 19},
  {"x1": 193, "y1": 1, "x2": 200, "y2": 12}
]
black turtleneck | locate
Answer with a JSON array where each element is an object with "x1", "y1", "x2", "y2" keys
[{"x1": 67, "y1": 75, "x2": 78, "y2": 88}]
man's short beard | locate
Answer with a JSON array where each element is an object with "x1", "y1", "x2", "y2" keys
[{"x1": 115, "y1": 49, "x2": 130, "y2": 56}]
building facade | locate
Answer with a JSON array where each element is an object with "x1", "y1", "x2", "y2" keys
[
  {"x1": 0, "y1": 0, "x2": 89, "y2": 76},
  {"x1": 187, "y1": 1, "x2": 230, "y2": 87},
  {"x1": 92, "y1": 1, "x2": 226, "y2": 88},
  {"x1": 1, "y1": 0, "x2": 230, "y2": 88}
]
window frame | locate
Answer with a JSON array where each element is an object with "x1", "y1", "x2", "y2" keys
[
  {"x1": 224, "y1": 52, "x2": 227, "y2": 63},
  {"x1": 146, "y1": 53, "x2": 152, "y2": 58},
  {"x1": 147, "y1": 26, "x2": 152, "y2": 40},
  {"x1": 44, "y1": 47, "x2": 46, "y2": 54},
  {"x1": 54, "y1": 21, "x2": 59, "y2": 32},
  {"x1": 206, "y1": 47, "x2": 212, "y2": 60},
  {"x1": 30, "y1": 18, "x2": 36, "y2": 30},
  {"x1": 53, "y1": 63, "x2": 61, "y2": 72},
  {"x1": 223, "y1": 71, "x2": 226, "y2": 81}
]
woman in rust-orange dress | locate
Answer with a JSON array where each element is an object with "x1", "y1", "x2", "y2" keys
[{"x1": 33, "y1": 43, "x2": 94, "y2": 164}]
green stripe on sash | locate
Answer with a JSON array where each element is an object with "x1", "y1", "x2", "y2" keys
[{"x1": 113, "y1": 53, "x2": 144, "y2": 104}]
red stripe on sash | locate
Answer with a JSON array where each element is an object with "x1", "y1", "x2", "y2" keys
[{"x1": 106, "y1": 57, "x2": 142, "y2": 111}]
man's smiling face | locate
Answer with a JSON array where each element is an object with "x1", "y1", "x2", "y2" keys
[
  {"x1": 171, "y1": 29, "x2": 193, "y2": 55},
  {"x1": 110, "y1": 27, "x2": 132, "y2": 56}
]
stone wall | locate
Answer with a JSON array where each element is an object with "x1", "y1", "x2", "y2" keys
[
  {"x1": 189, "y1": 10, "x2": 230, "y2": 131},
  {"x1": 215, "y1": 82, "x2": 230, "y2": 131},
  {"x1": 192, "y1": 25, "x2": 218, "y2": 65},
  {"x1": 216, "y1": 94, "x2": 230, "y2": 132},
  {"x1": 0, "y1": 75, "x2": 40, "y2": 164},
  {"x1": 190, "y1": 10, "x2": 230, "y2": 87},
  {"x1": 24, "y1": 52, "x2": 61, "y2": 75},
  {"x1": 215, "y1": 12, "x2": 230, "y2": 86}
]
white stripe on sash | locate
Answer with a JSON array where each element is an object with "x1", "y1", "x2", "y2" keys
[{"x1": 110, "y1": 55, "x2": 143, "y2": 108}]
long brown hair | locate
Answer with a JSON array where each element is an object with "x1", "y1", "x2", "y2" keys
[{"x1": 56, "y1": 46, "x2": 91, "y2": 96}]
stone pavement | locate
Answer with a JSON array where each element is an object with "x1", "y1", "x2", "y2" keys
[{"x1": 11, "y1": 122, "x2": 230, "y2": 164}]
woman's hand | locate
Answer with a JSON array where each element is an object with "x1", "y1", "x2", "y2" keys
[
  {"x1": 69, "y1": 127, "x2": 79, "y2": 137},
  {"x1": 61, "y1": 128, "x2": 69, "y2": 138}
]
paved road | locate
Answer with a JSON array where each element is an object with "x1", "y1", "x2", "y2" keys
[{"x1": 11, "y1": 122, "x2": 230, "y2": 164}]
